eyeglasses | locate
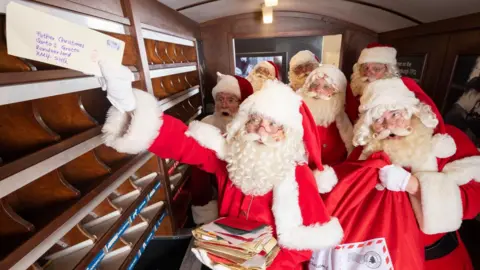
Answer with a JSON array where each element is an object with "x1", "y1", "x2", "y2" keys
[
  {"x1": 293, "y1": 63, "x2": 317, "y2": 75},
  {"x1": 373, "y1": 110, "x2": 406, "y2": 128},
  {"x1": 360, "y1": 63, "x2": 388, "y2": 75},
  {"x1": 246, "y1": 115, "x2": 283, "y2": 133},
  {"x1": 308, "y1": 75, "x2": 338, "y2": 93},
  {"x1": 215, "y1": 96, "x2": 240, "y2": 105}
]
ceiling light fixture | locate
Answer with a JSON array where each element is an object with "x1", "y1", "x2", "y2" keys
[
  {"x1": 264, "y1": 0, "x2": 278, "y2": 7},
  {"x1": 262, "y1": 4, "x2": 273, "y2": 24}
]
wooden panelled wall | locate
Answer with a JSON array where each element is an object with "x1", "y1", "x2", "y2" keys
[
  {"x1": 200, "y1": 11, "x2": 377, "y2": 103},
  {"x1": 380, "y1": 12, "x2": 480, "y2": 114},
  {"x1": 0, "y1": 0, "x2": 203, "y2": 269}
]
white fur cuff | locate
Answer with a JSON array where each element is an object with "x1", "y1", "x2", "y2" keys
[
  {"x1": 442, "y1": 156, "x2": 480, "y2": 185},
  {"x1": 415, "y1": 171, "x2": 463, "y2": 234},
  {"x1": 102, "y1": 89, "x2": 162, "y2": 154},
  {"x1": 192, "y1": 200, "x2": 219, "y2": 225},
  {"x1": 185, "y1": 121, "x2": 227, "y2": 160},
  {"x1": 314, "y1": 166, "x2": 338, "y2": 193},
  {"x1": 277, "y1": 217, "x2": 344, "y2": 251},
  {"x1": 432, "y1": 133, "x2": 456, "y2": 158}
]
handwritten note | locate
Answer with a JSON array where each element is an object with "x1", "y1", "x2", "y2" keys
[{"x1": 6, "y1": 2, "x2": 125, "y2": 76}]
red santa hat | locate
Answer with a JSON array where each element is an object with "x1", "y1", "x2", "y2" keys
[
  {"x1": 302, "y1": 64, "x2": 347, "y2": 92},
  {"x1": 353, "y1": 78, "x2": 456, "y2": 157},
  {"x1": 290, "y1": 50, "x2": 320, "y2": 69},
  {"x1": 357, "y1": 42, "x2": 397, "y2": 65},
  {"x1": 212, "y1": 72, "x2": 254, "y2": 102},
  {"x1": 226, "y1": 80, "x2": 339, "y2": 192}
]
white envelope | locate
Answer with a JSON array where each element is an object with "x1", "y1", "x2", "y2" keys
[
  {"x1": 309, "y1": 238, "x2": 394, "y2": 270},
  {"x1": 6, "y1": 1, "x2": 125, "y2": 76}
]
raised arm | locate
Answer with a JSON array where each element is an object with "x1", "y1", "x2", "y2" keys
[{"x1": 98, "y1": 61, "x2": 223, "y2": 174}]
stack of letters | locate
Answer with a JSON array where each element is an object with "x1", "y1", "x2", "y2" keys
[{"x1": 192, "y1": 217, "x2": 280, "y2": 269}]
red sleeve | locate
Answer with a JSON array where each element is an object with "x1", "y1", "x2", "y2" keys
[
  {"x1": 445, "y1": 125, "x2": 480, "y2": 220},
  {"x1": 345, "y1": 84, "x2": 360, "y2": 123},
  {"x1": 148, "y1": 115, "x2": 222, "y2": 174}
]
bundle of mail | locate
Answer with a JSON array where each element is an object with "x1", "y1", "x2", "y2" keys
[{"x1": 192, "y1": 217, "x2": 280, "y2": 269}]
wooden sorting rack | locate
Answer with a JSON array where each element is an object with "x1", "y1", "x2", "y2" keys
[{"x1": 0, "y1": 0, "x2": 203, "y2": 268}]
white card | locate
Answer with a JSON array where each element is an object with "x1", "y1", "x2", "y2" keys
[
  {"x1": 6, "y1": 1, "x2": 125, "y2": 76},
  {"x1": 309, "y1": 238, "x2": 394, "y2": 270}
]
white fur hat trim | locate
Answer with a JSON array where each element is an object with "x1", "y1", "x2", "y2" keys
[
  {"x1": 212, "y1": 72, "x2": 241, "y2": 99},
  {"x1": 359, "y1": 78, "x2": 419, "y2": 114},
  {"x1": 358, "y1": 46, "x2": 397, "y2": 65},
  {"x1": 290, "y1": 50, "x2": 319, "y2": 69}
]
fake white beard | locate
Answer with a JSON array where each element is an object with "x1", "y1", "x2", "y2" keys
[
  {"x1": 212, "y1": 111, "x2": 234, "y2": 132},
  {"x1": 350, "y1": 70, "x2": 370, "y2": 97},
  {"x1": 288, "y1": 71, "x2": 309, "y2": 91},
  {"x1": 225, "y1": 129, "x2": 305, "y2": 196},
  {"x1": 298, "y1": 90, "x2": 345, "y2": 126},
  {"x1": 247, "y1": 73, "x2": 273, "y2": 92},
  {"x1": 365, "y1": 118, "x2": 434, "y2": 169}
]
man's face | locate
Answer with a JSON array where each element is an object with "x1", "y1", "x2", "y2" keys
[
  {"x1": 360, "y1": 63, "x2": 388, "y2": 81},
  {"x1": 307, "y1": 77, "x2": 337, "y2": 100},
  {"x1": 293, "y1": 62, "x2": 317, "y2": 78},
  {"x1": 215, "y1": 92, "x2": 240, "y2": 117},
  {"x1": 371, "y1": 109, "x2": 412, "y2": 140},
  {"x1": 245, "y1": 114, "x2": 285, "y2": 144},
  {"x1": 255, "y1": 66, "x2": 273, "y2": 79}
]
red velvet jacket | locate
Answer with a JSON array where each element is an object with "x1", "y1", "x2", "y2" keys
[
  {"x1": 347, "y1": 125, "x2": 480, "y2": 270},
  {"x1": 317, "y1": 123, "x2": 348, "y2": 165},
  {"x1": 148, "y1": 115, "x2": 343, "y2": 270}
]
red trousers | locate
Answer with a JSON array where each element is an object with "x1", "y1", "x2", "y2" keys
[{"x1": 189, "y1": 167, "x2": 215, "y2": 206}]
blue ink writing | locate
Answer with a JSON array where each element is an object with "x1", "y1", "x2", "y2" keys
[{"x1": 34, "y1": 32, "x2": 86, "y2": 66}]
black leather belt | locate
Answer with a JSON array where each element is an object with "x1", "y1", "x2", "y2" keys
[{"x1": 425, "y1": 231, "x2": 459, "y2": 260}]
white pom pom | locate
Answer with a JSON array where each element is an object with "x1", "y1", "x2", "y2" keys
[
  {"x1": 432, "y1": 134, "x2": 456, "y2": 158},
  {"x1": 314, "y1": 166, "x2": 338, "y2": 193}
]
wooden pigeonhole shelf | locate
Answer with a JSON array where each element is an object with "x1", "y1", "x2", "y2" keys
[{"x1": 0, "y1": 0, "x2": 203, "y2": 269}]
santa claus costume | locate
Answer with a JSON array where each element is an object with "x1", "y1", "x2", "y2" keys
[
  {"x1": 289, "y1": 50, "x2": 320, "y2": 91},
  {"x1": 100, "y1": 63, "x2": 344, "y2": 269},
  {"x1": 345, "y1": 43, "x2": 441, "y2": 127},
  {"x1": 297, "y1": 65, "x2": 353, "y2": 177},
  {"x1": 342, "y1": 78, "x2": 480, "y2": 270},
  {"x1": 246, "y1": 61, "x2": 280, "y2": 92},
  {"x1": 202, "y1": 72, "x2": 253, "y2": 133},
  {"x1": 190, "y1": 73, "x2": 254, "y2": 225}
]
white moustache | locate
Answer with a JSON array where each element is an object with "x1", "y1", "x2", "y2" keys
[
  {"x1": 360, "y1": 76, "x2": 378, "y2": 83},
  {"x1": 305, "y1": 91, "x2": 332, "y2": 100},
  {"x1": 242, "y1": 133, "x2": 281, "y2": 147},
  {"x1": 374, "y1": 127, "x2": 412, "y2": 140}
]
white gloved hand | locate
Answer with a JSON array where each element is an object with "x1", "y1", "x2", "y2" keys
[
  {"x1": 191, "y1": 248, "x2": 230, "y2": 270},
  {"x1": 97, "y1": 60, "x2": 136, "y2": 113},
  {"x1": 379, "y1": 164, "x2": 411, "y2": 192}
]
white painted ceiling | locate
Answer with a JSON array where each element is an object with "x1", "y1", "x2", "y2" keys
[{"x1": 157, "y1": 0, "x2": 480, "y2": 33}]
